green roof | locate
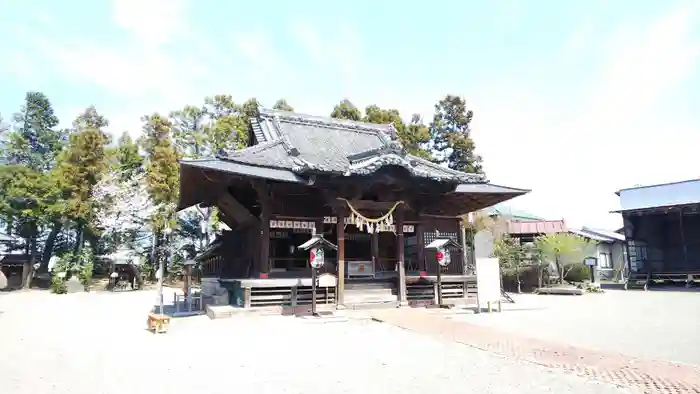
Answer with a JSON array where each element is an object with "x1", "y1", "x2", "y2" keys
[{"x1": 483, "y1": 204, "x2": 543, "y2": 221}]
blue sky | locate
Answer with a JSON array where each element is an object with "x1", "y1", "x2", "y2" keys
[{"x1": 1, "y1": 0, "x2": 699, "y2": 230}]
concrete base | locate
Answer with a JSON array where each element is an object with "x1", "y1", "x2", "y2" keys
[
  {"x1": 535, "y1": 287, "x2": 584, "y2": 296},
  {"x1": 206, "y1": 305, "x2": 244, "y2": 319}
]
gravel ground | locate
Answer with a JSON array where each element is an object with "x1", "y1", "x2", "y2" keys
[
  {"x1": 452, "y1": 289, "x2": 700, "y2": 366},
  {"x1": 0, "y1": 290, "x2": 635, "y2": 394}
]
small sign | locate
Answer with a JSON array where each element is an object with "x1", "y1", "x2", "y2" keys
[
  {"x1": 436, "y1": 248, "x2": 450, "y2": 266},
  {"x1": 583, "y1": 257, "x2": 597, "y2": 267},
  {"x1": 309, "y1": 247, "x2": 325, "y2": 269}
]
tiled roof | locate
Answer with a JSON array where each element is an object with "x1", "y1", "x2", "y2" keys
[
  {"x1": 508, "y1": 220, "x2": 567, "y2": 235},
  {"x1": 615, "y1": 178, "x2": 700, "y2": 212},
  {"x1": 483, "y1": 204, "x2": 543, "y2": 221},
  {"x1": 216, "y1": 108, "x2": 484, "y2": 183}
]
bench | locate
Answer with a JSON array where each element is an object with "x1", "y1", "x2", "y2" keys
[
  {"x1": 625, "y1": 272, "x2": 650, "y2": 290},
  {"x1": 625, "y1": 272, "x2": 699, "y2": 290}
]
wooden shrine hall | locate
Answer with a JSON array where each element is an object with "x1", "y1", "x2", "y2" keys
[{"x1": 179, "y1": 108, "x2": 529, "y2": 309}]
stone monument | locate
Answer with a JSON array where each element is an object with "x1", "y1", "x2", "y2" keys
[{"x1": 0, "y1": 269, "x2": 7, "y2": 290}]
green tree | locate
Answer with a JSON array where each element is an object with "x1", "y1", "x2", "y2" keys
[
  {"x1": 0, "y1": 165, "x2": 61, "y2": 286},
  {"x1": 203, "y1": 95, "x2": 249, "y2": 151},
  {"x1": 171, "y1": 105, "x2": 209, "y2": 157},
  {"x1": 56, "y1": 107, "x2": 111, "y2": 256},
  {"x1": 241, "y1": 98, "x2": 261, "y2": 120},
  {"x1": 402, "y1": 115, "x2": 432, "y2": 159},
  {"x1": 429, "y1": 95, "x2": 483, "y2": 175},
  {"x1": 363, "y1": 105, "x2": 404, "y2": 129},
  {"x1": 115, "y1": 132, "x2": 144, "y2": 182},
  {"x1": 272, "y1": 99, "x2": 294, "y2": 112},
  {"x1": 1, "y1": 92, "x2": 65, "y2": 286},
  {"x1": 140, "y1": 113, "x2": 180, "y2": 215},
  {"x1": 330, "y1": 99, "x2": 361, "y2": 121},
  {"x1": 493, "y1": 235, "x2": 524, "y2": 293},
  {"x1": 535, "y1": 233, "x2": 594, "y2": 284},
  {"x1": 140, "y1": 113, "x2": 180, "y2": 277},
  {"x1": 6, "y1": 92, "x2": 63, "y2": 171}
]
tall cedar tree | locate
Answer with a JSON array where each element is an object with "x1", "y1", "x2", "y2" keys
[
  {"x1": 57, "y1": 107, "x2": 111, "y2": 255},
  {"x1": 140, "y1": 114, "x2": 180, "y2": 275},
  {"x1": 116, "y1": 132, "x2": 144, "y2": 182},
  {"x1": 140, "y1": 113, "x2": 180, "y2": 228},
  {"x1": 330, "y1": 99, "x2": 362, "y2": 121},
  {"x1": 6, "y1": 92, "x2": 63, "y2": 171},
  {"x1": 429, "y1": 95, "x2": 484, "y2": 175}
]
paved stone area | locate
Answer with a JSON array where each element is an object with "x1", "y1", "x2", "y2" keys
[
  {"x1": 452, "y1": 290, "x2": 700, "y2": 366},
  {"x1": 0, "y1": 289, "x2": 632, "y2": 394},
  {"x1": 368, "y1": 307, "x2": 700, "y2": 394}
]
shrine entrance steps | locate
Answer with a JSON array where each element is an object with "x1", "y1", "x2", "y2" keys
[{"x1": 344, "y1": 280, "x2": 399, "y2": 310}]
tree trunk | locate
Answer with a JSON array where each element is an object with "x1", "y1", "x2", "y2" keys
[
  {"x1": 73, "y1": 224, "x2": 84, "y2": 257},
  {"x1": 515, "y1": 266, "x2": 522, "y2": 293},
  {"x1": 22, "y1": 233, "x2": 37, "y2": 289},
  {"x1": 39, "y1": 222, "x2": 62, "y2": 272},
  {"x1": 555, "y1": 256, "x2": 563, "y2": 283}
]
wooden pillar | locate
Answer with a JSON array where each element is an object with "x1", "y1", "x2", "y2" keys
[
  {"x1": 256, "y1": 181, "x2": 270, "y2": 279},
  {"x1": 336, "y1": 210, "x2": 346, "y2": 307},
  {"x1": 396, "y1": 206, "x2": 407, "y2": 305},
  {"x1": 623, "y1": 215, "x2": 634, "y2": 277},
  {"x1": 459, "y1": 220, "x2": 469, "y2": 275},
  {"x1": 371, "y1": 231, "x2": 379, "y2": 271},
  {"x1": 679, "y1": 209, "x2": 688, "y2": 270},
  {"x1": 417, "y1": 218, "x2": 426, "y2": 276}
]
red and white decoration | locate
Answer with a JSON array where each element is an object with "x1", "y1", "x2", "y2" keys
[
  {"x1": 309, "y1": 246, "x2": 325, "y2": 269},
  {"x1": 436, "y1": 248, "x2": 450, "y2": 267}
]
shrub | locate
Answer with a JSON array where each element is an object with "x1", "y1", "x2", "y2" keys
[
  {"x1": 50, "y1": 274, "x2": 67, "y2": 294},
  {"x1": 563, "y1": 263, "x2": 590, "y2": 283},
  {"x1": 501, "y1": 265, "x2": 540, "y2": 292},
  {"x1": 79, "y1": 260, "x2": 94, "y2": 290}
]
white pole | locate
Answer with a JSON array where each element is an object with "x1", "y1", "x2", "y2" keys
[
  {"x1": 158, "y1": 259, "x2": 164, "y2": 316},
  {"x1": 158, "y1": 227, "x2": 171, "y2": 316}
]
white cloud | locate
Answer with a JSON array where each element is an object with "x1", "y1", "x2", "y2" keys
[
  {"x1": 472, "y1": 4, "x2": 700, "y2": 230},
  {"x1": 111, "y1": 0, "x2": 189, "y2": 47},
  {"x1": 7, "y1": 1, "x2": 698, "y2": 231}
]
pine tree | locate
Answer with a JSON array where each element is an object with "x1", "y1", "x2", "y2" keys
[
  {"x1": 429, "y1": 95, "x2": 484, "y2": 175},
  {"x1": 330, "y1": 99, "x2": 361, "y2": 121},
  {"x1": 272, "y1": 99, "x2": 294, "y2": 112},
  {"x1": 203, "y1": 95, "x2": 249, "y2": 151},
  {"x1": 6, "y1": 92, "x2": 63, "y2": 171},
  {"x1": 1, "y1": 92, "x2": 65, "y2": 287}
]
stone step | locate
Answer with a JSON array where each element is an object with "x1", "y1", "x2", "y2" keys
[
  {"x1": 345, "y1": 287, "x2": 396, "y2": 296},
  {"x1": 345, "y1": 301, "x2": 399, "y2": 310},
  {"x1": 345, "y1": 282, "x2": 395, "y2": 290},
  {"x1": 344, "y1": 295, "x2": 397, "y2": 304}
]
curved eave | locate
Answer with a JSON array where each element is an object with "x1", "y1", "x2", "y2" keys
[
  {"x1": 454, "y1": 183, "x2": 531, "y2": 194},
  {"x1": 177, "y1": 158, "x2": 306, "y2": 211},
  {"x1": 426, "y1": 183, "x2": 530, "y2": 216}
]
